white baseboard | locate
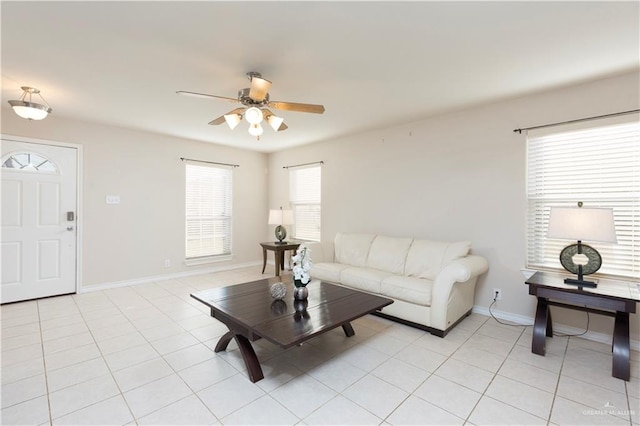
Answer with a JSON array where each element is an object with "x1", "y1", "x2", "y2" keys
[
  {"x1": 80, "y1": 261, "x2": 262, "y2": 293},
  {"x1": 473, "y1": 305, "x2": 640, "y2": 352}
]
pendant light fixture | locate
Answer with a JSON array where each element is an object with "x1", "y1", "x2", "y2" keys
[{"x1": 8, "y1": 86, "x2": 52, "y2": 120}]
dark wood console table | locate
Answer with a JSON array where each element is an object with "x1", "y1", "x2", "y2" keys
[
  {"x1": 525, "y1": 271, "x2": 639, "y2": 381},
  {"x1": 260, "y1": 241, "x2": 301, "y2": 277}
]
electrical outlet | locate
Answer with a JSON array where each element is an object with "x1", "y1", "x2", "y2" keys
[
  {"x1": 163, "y1": 259, "x2": 171, "y2": 268},
  {"x1": 493, "y1": 288, "x2": 502, "y2": 301}
]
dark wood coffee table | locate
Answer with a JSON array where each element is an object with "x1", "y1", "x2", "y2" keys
[{"x1": 191, "y1": 278, "x2": 393, "y2": 382}]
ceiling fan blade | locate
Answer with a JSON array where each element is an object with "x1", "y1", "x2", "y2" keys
[
  {"x1": 208, "y1": 107, "x2": 245, "y2": 125},
  {"x1": 208, "y1": 115, "x2": 226, "y2": 126},
  {"x1": 177, "y1": 90, "x2": 239, "y2": 103},
  {"x1": 268, "y1": 101, "x2": 325, "y2": 114},
  {"x1": 248, "y1": 76, "x2": 272, "y2": 102}
]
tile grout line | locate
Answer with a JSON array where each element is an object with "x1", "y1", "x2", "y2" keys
[
  {"x1": 64, "y1": 289, "x2": 139, "y2": 424},
  {"x1": 546, "y1": 335, "x2": 569, "y2": 425},
  {"x1": 129, "y1": 280, "x2": 225, "y2": 425},
  {"x1": 37, "y1": 299, "x2": 54, "y2": 426}
]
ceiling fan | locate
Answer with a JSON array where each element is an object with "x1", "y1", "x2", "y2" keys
[{"x1": 177, "y1": 72, "x2": 325, "y2": 139}]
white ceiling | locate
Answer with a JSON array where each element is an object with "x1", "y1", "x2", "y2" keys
[{"x1": 2, "y1": 1, "x2": 638, "y2": 153}]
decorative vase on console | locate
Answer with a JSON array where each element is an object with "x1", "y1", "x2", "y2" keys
[{"x1": 291, "y1": 244, "x2": 312, "y2": 300}]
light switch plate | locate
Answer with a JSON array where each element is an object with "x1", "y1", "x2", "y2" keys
[{"x1": 106, "y1": 195, "x2": 120, "y2": 205}]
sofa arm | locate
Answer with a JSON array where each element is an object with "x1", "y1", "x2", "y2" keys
[{"x1": 430, "y1": 255, "x2": 489, "y2": 331}]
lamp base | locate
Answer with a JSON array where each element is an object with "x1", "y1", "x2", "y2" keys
[
  {"x1": 564, "y1": 278, "x2": 598, "y2": 288},
  {"x1": 274, "y1": 225, "x2": 287, "y2": 244}
]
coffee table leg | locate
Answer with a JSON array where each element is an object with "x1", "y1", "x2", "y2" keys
[
  {"x1": 214, "y1": 331, "x2": 234, "y2": 352},
  {"x1": 213, "y1": 331, "x2": 264, "y2": 383},
  {"x1": 261, "y1": 248, "x2": 267, "y2": 274},
  {"x1": 342, "y1": 322, "x2": 355, "y2": 337}
]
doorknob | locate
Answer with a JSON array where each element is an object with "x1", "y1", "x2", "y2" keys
[{"x1": 67, "y1": 226, "x2": 74, "y2": 231}]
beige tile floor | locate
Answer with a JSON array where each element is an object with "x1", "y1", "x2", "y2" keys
[{"x1": 1, "y1": 265, "x2": 638, "y2": 425}]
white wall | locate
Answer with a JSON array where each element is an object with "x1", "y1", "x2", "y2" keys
[
  {"x1": 1, "y1": 113, "x2": 268, "y2": 288},
  {"x1": 267, "y1": 70, "x2": 640, "y2": 337}
]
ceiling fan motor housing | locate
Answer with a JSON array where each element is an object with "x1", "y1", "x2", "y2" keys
[{"x1": 237, "y1": 88, "x2": 270, "y2": 107}]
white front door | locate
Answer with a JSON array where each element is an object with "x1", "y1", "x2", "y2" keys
[{"x1": 1, "y1": 139, "x2": 78, "y2": 303}]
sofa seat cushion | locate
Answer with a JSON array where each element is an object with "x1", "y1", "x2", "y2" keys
[
  {"x1": 381, "y1": 276, "x2": 433, "y2": 306},
  {"x1": 311, "y1": 262, "x2": 349, "y2": 283},
  {"x1": 340, "y1": 267, "x2": 393, "y2": 294}
]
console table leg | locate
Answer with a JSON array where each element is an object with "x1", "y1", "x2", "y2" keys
[
  {"x1": 612, "y1": 311, "x2": 630, "y2": 381},
  {"x1": 261, "y1": 248, "x2": 267, "y2": 274},
  {"x1": 273, "y1": 252, "x2": 280, "y2": 277},
  {"x1": 532, "y1": 297, "x2": 548, "y2": 356},
  {"x1": 342, "y1": 322, "x2": 355, "y2": 337}
]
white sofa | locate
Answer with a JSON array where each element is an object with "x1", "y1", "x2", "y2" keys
[{"x1": 306, "y1": 233, "x2": 489, "y2": 337}]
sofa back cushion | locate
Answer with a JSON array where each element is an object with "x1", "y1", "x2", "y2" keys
[
  {"x1": 334, "y1": 233, "x2": 377, "y2": 267},
  {"x1": 405, "y1": 240, "x2": 471, "y2": 279},
  {"x1": 367, "y1": 236, "x2": 413, "y2": 274}
]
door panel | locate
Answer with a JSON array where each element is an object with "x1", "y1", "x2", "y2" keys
[
  {"x1": 39, "y1": 182, "x2": 60, "y2": 226},
  {"x1": 1, "y1": 140, "x2": 77, "y2": 303},
  {"x1": 2, "y1": 180, "x2": 22, "y2": 226},
  {"x1": 38, "y1": 239, "x2": 61, "y2": 279},
  {"x1": 1, "y1": 242, "x2": 21, "y2": 283}
]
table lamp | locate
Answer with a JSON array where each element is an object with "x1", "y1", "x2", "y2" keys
[
  {"x1": 547, "y1": 203, "x2": 617, "y2": 288},
  {"x1": 268, "y1": 207, "x2": 294, "y2": 244}
]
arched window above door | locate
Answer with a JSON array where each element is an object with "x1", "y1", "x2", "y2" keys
[{"x1": 1, "y1": 152, "x2": 58, "y2": 173}]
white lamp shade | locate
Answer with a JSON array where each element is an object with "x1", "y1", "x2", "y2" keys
[
  {"x1": 268, "y1": 209, "x2": 293, "y2": 225},
  {"x1": 267, "y1": 114, "x2": 284, "y2": 131},
  {"x1": 547, "y1": 207, "x2": 617, "y2": 243},
  {"x1": 248, "y1": 123, "x2": 263, "y2": 136},
  {"x1": 244, "y1": 107, "x2": 263, "y2": 124},
  {"x1": 223, "y1": 113, "x2": 242, "y2": 130}
]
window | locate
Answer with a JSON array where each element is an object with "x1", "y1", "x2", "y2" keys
[
  {"x1": 526, "y1": 117, "x2": 640, "y2": 279},
  {"x1": 2, "y1": 152, "x2": 57, "y2": 172},
  {"x1": 289, "y1": 164, "x2": 321, "y2": 241},
  {"x1": 185, "y1": 161, "x2": 233, "y2": 262}
]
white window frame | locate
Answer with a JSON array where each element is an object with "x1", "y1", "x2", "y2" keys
[
  {"x1": 289, "y1": 164, "x2": 321, "y2": 242},
  {"x1": 184, "y1": 161, "x2": 233, "y2": 264},
  {"x1": 525, "y1": 115, "x2": 640, "y2": 280}
]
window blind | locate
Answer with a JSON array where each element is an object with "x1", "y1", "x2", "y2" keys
[
  {"x1": 289, "y1": 165, "x2": 321, "y2": 241},
  {"x1": 185, "y1": 161, "x2": 233, "y2": 259},
  {"x1": 526, "y1": 118, "x2": 640, "y2": 279}
]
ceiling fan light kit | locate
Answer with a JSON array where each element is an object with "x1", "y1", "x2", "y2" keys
[
  {"x1": 248, "y1": 123, "x2": 264, "y2": 137},
  {"x1": 8, "y1": 86, "x2": 53, "y2": 120},
  {"x1": 244, "y1": 107, "x2": 263, "y2": 124},
  {"x1": 178, "y1": 71, "x2": 325, "y2": 140},
  {"x1": 224, "y1": 113, "x2": 242, "y2": 130},
  {"x1": 266, "y1": 113, "x2": 284, "y2": 131}
]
